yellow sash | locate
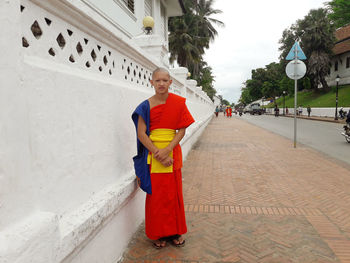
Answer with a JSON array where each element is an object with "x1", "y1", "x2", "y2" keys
[{"x1": 147, "y1": 129, "x2": 176, "y2": 173}]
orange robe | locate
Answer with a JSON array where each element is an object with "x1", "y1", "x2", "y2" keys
[{"x1": 145, "y1": 93, "x2": 194, "y2": 240}]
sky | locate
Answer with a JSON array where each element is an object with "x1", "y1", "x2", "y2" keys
[{"x1": 204, "y1": 0, "x2": 327, "y2": 104}]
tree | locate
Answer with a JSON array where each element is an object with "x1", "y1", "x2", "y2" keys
[
  {"x1": 221, "y1": 99, "x2": 230, "y2": 106},
  {"x1": 245, "y1": 79, "x2": 262, "y2": 101},
  {"x1": 279, "y1": 8, "x2": 335, "y2": 90},
  {"x1": 327, "y1": 0, "x2": 350, "y2": 28},
  {"x1": 239, "y1": 87, "x2": 252, "y2": 105},
  {"x1": 298, "y1": 8, "x2": 335, "y2": 90},
  {"x1": 169, "y1": 0, "x2": 224, "y2": 76},
  {"x1": 168, "y1": 9, "x2": 202, "y2": 68},
  {"x1": 195, "y1": 65, "x2": 217, "y2": 100}
]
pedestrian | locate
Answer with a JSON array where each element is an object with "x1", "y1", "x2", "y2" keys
[
  {"x1": 286, "y1": 107, "x2": 289, "y2": 115},
  {"x1": 223, "y1": 105, "x2": 226, "y2": 116},
  {"x1": 298, "y1": 106, "x2": 303, "y2": 116},
  {"x1": 226, "y1": 106, "x2": 232, "y2": 117},
  {"x1": 131, "y1": 67, "x2": 194, "y2": 249},
  {"x1": 307, "y1": 106, "x2": 311, "y2": 117},
  {"x1": 274, "y1": 105, "x2": 279, "y2": 117},
  {"x1": 215, "y1": 106, "x2": 219, "y2": 117}
]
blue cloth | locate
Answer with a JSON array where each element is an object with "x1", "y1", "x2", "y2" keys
[{"x1": 131, "y1": 100, "x2": 152, "y2": 194}]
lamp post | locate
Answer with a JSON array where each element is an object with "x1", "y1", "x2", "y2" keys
[
  {"x1": 335, "y1": 75, "x2": 340, "y2": 120},
  {"x1": 283, "y1": 91, "x2": 286, "y2": 115}
]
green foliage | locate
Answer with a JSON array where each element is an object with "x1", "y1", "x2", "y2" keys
[
  {"x1": 239, "y1": 87, "x2": 252, "y2": 105},
  {"x1": 221, "y1": 99, "x2": 230, "y2": 106},
  {"x1": 279, "y1": 8, "x2": 335, "y2": 90},
  {"x1": 194, "y1": 65, "x2": 217, "y2": 99},
  {"x1": 268, "y1": 85, "x2": 350, "y2": 108},
  {"x1": 240, "y1": 6, "x2": 338, "y2": 103},
  {"x1": 327, "y1": 0, "x2": 350, "y2": 28},
  {"x1": 168, "y1": 0, "x2": 224, "y2": 99}
]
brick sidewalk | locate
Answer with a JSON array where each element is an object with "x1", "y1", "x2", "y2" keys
[{"x1": 122, "y1": 116, "x2": 350, "y2": 263}]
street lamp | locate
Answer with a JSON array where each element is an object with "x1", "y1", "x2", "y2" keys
[
  {"x1": 335, "y1": 75, "x2": 340, "y2": 120},
  {"x1": 283, "y1": 91, "x2": 286, "y2": 115}
]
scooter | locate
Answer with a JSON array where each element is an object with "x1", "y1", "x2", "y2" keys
[
  {"x1": 339, "y1": 109, "x2": 348, "y2": 119},
  {"x1": 341, "y1": 123, "x2": 350, "y2": 143}
]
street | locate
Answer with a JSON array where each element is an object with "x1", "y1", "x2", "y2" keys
[{"x1": 238, "y1": 113, "x2": 350, "y2": 166}]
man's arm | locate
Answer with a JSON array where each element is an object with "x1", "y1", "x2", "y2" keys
[
  {"x1": 137, "y1": 115, "x2": 158, "y2": 154},
  {"x1": 154, "y1": 128, "x2": 186, "y2": 162},
  {"x1": 137, "y1": 115, "x2": 173, "y2": 167}
]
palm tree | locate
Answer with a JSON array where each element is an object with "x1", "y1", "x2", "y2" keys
[
  {"x1": 195, "y1": 0, "x2": 224, "y2": 45},
  {"x1": 279, "y1": 8, "x2": 335, "y2": 90},
  {"x1": 298, "y1": 8, "x2": 336, "y2": 90},
  {"x1": 168, "y1": 0, "x2": 224, "y2": 74}
]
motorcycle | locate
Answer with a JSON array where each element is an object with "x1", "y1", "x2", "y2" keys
[
  {"x1": 339, "y1": 109, "x2": 348, "y2": 119},
  {"x1": 342, "y1": 123, "x2": 350, "y2": 143}
]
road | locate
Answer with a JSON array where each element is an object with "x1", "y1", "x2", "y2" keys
[{"x1": 236, "y1": 113, "x2": 350, "y2": 166}]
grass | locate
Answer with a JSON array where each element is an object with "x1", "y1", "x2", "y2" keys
[{"x1": 267, "y1": 84, "x2": 350, "y2": 108}]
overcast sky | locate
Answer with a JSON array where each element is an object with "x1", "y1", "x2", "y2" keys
[{"x1": 204, "y1": 0, "x2": 327, "y2": 104}]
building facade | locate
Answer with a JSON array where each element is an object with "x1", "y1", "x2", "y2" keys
[
  {"x1": 327, "y1": 24, "x2": 350, "y2": 86},
  {"x1": 0, "y1": 1, "x2": 213, "y2": 262}
]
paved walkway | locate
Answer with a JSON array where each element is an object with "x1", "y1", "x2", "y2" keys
[{"x1": 122, "y1": 115, "x2": 350, "y2": 263}]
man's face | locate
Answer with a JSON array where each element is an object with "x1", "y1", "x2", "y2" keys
[{"x1": 150, "y1": 71, "x2": 172, "y2": 95}]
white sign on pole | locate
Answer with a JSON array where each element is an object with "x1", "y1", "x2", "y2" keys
[
  {"x1": 285, "y1": 41, "x2": 307, "y2": 148},
  {"x1": 286, "y1": 59, "x2": 306, "y2": 80}
]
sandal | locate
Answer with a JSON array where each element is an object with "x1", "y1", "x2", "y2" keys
[
  {"x1": 171, "y1": 235, "x2": 185, "y2": 247},
  {"x1": 153, "y1": 238, "x2": 167, "y2": 249}
]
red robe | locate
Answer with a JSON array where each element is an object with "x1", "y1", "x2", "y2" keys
[{"x1": 145, "y1": 93, "x2": 194, "y2": 240}]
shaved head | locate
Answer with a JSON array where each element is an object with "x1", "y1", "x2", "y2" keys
[{"x1": 152, "y1": 67, "x2": 170, "y2": 79}]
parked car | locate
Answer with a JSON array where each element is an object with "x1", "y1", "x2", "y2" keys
[{"x1": 246, "y1": 103, "x2": 264, "y2": 115}]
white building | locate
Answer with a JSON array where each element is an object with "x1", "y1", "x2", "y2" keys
[
  {"x1": 327, "y1": 24, "x2": 350, "y2": 86},
  {"x1": 0, "y1": 1, "x2": 213, "y2": 262}
]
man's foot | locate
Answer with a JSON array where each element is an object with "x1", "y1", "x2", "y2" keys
[
  {"x1": 153, "y1": 239, "x2": 167, "y2": 249},
  {"x1": 171, "y1": 235, "x2": 185, "y2": 247}
]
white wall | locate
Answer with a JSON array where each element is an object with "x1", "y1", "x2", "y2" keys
[
  {"x1": 265, "y1": 107, "x2": 349, "y2": 117},
  {"x1": 327, "y1": 51, "x2": 350, "y2": 86},
  {"x1": 0, "y1": 0, "x2": 213, "y2": 263}
]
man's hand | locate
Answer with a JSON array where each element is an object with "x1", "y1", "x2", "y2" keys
[
  {"x1": 160, "y1": 156, "x2": 173, "y2": 167},
  {"x1": 154, "y1": 147, "x2": 171, "y2": 162},
  {"x1": 136, "y1": 177, "x2": 141, "y2": 187}
]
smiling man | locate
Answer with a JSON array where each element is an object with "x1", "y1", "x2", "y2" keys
[{"x1": 131, "y1": 67, "x2": 195, "y2": 249}]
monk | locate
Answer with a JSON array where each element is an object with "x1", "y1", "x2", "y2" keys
[
  {"x1": 226, "y1": 106, "x2": 232, "y2": 117},
  {"x1": 132, "y1": 67, "x2": 194, "y2": 249}
]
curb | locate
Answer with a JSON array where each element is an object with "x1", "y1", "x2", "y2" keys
[{"x1": 265, "y1": 113, "x2": 346, "y2": 124}]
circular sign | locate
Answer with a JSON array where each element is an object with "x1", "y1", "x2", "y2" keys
[{"x1": 286, "y1": 59, "x2": 306, "y2": 80}]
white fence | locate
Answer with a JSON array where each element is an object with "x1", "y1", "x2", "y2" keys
[
  {"x1": 265, "y1": 107, "x2": 349, "y2": 117},
  {"x1": 0, "y1": 1, "x2": 214, "y2": 263}
]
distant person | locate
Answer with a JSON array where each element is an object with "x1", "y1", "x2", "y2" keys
[
  {"x1": 274, "y1": 105, "x2": 279, "y2": 117},
  {"x1": 307, "y1": 106, "x2": 311, "y2": 117},
  {"x1": 223, "y1": 106, "x2": 226, "y2": 116},
  {"x1": 298, "y1": 106, "x2": 303, "y2": 116},
  {"x1": 226, "y1": 106, "x2": 232, "y2": 117},
  {"x1": 215, "y1": 106, "x2": 219, "y2": 117},
  {"x1": 286, "y1": 107, "x2": 289, "y2": 115},
  {"x1": 339, "y1": 107, "x2": 346, "y2": 119}
]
